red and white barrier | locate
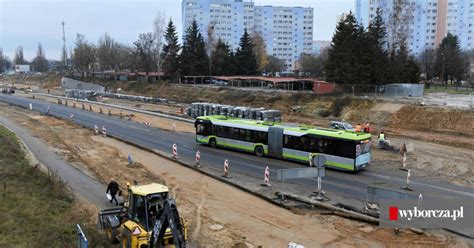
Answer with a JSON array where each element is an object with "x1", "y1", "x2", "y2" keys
[
  {"x1": 407, "y1": 169, "x2": 411, "y2": 185},
  {"x1": 102, "y1": 126, "x2": 107, "y2": 137},
  {"x1": 223, "y1": 159, "x2": 229, "y2": 177},
  {"x1": 172, "y1": 143, "x2": 178, "y2": 158},
  {"x1": 402, "y1": 169, "x2": 413, "y2": 191},
  {"x1": 145, "y1": 122, "x2": 152, "y2": 126},
  {"x1": 263, "y1": 166, "x2": 271, "y2": 186},
  {"x1": 402, "y1": 152, "x2": 407, "y2": 168},
  {"x1": 195, "y1": 151, "x2": 201, "y2": 167},
  {"x1": 94, "y1": 124, "x2": 99, "y2": 135}
]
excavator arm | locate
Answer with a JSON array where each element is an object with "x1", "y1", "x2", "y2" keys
[{"x1": 150, "y1": 198, "x2": 186, "y2": 248}]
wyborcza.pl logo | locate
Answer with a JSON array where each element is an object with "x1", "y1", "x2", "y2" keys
[
  {"x1": 380, "y1": 199, "x2": 473, "y2": 229},
  {"x1": 388, "y1": 206, "x2": 464, "y2": 221}
]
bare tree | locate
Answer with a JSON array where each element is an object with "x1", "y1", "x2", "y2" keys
[
  {"x1": 207, "y1": 23, "x2": 216, "y2": 79},
  {"x1": 31, "y1": 43, "x2": 49, "y2": 72},
  {"x1": 153, "y1": 11, "x2": 166, "y2": 80},
  {"x1": 0, "y1": 49, "x2": 8, "y2": 73},
  {"x1": 97, "y1": 33, "x2": 119, "y2": 80},
  {"x1": 72, "y1": 34, "x2": 96, "y2": 79},
  {"x1": 387, "y1": 0, "x2": 415, "y2": 53},
  {"x1": 264, "y1": 55, "x2": 285, "y2": 74},
  {"x1": 14, "y1": 46, "x2": 26, "y2": 65},
  {"x1": 299, "y1": 49, "x2": 328, "y2": 78},
  {"x1": 418, "y1": 48, "x2": 436, "y2": 81},
  {"x1": 133, "y1": 33, "x2": 155, "y2": 82},
  {"x1": 252, "y1": 32, "x2": 268, "y2": 73},
  {"x1": 116, "y1": 43, "x2": 134, "y2": 72}
]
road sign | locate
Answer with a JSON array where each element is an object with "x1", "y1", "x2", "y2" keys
[
  {"x1": 276, "y1": 167, "x2": 324, "y2": 180},
  {"x1": 313, "y1": 154, "x2": 327, "y2": 168}
]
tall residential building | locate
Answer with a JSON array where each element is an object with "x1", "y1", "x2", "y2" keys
[
  {"x1": 312, "y1": 40, "x2": 331, "y2": 55},
  {"x1": 182, "y1": 0, "x2": 314, "y2": 71},
  {"x1": 355, "y1": 0, "x2": 474, "y2": 56}
]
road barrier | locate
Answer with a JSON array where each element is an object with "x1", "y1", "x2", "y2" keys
[
  {"x1": 402, "y1": 169, "x2": 413, "y2": 191},
  {"x1": 223, "y1": 159, "x2": 229, "y2": 178},
  {"x1": 400, "y1": 152, "x2": 408, "y2": 171},
  {"x1": 29, "y1": 103, "x2": 32, "y2": 110},
  {"x1": 94, "y1": 124, "x2": 99, "y2": 135},
  {"x1": 69, "y1": 113, "x2": 74, "y2": 120},
  {"x1": 34, "y1": 93, "x2": 193, "y2": 124},
  {"x1": 76, "y1": 224, "x2": 89, "y2": 248},
  {"x1": 262, "y1": 166, "x2": 271, "y2": 187},
  {"x1": 102, "y1": 126, "x2": 107, "y2": 137},
  {"x1": 172, "y1": 143, "x2": 178, "y2": 158},
  {"x1": 195, "y1": 151, "x2": 201, "y2": 167}
]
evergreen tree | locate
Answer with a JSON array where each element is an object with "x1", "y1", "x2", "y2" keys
[
  {"x1": 387, "y1": 40, "x2": 420, "y2": 83},
  {"x1": 367, "y1": 8, "x2": 388, "y2": 84},
  {"x1": 234, "y1": 29, "x2": 257, "y2": 75},
  {"x1": 180, "y1": 20, "x2": 209, "y2": 76},
  {"x1": 434, "y1": 33, "x2": 464, "y2": 85},
  {"x1": 325, "y1": 12, "x2": 362, "y2": 84},
  {"x1": 211, "y1": 39, "x2": 232, "y2": 76},
  {"x1": 161, "y1": 19, "x2": 181, "y2": 80}
]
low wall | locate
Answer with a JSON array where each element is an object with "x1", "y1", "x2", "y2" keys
[{"x1": 61, "y1": 77, "x2": 105, "y2": 93}]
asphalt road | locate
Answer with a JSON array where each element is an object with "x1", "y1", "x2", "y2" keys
[{"x1": 1, "y1": 94, "x2": 472, "y2": 215}]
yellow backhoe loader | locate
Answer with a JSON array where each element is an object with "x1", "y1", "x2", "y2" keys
[{"x1": 98, "y1": 183, "x2": 187, "y2": 247}]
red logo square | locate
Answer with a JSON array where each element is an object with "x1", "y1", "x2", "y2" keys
[{"x1": 389, "y1": 206, "x2": 398, "y2": 221}]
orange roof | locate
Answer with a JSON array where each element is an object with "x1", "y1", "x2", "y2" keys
[{"x1": 212, "y1": 76, "x2": 329, "y2": 84}]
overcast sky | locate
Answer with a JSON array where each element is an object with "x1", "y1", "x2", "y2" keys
[{"x1": 0, "y1": 0, "x2": 353, "y2": 60}]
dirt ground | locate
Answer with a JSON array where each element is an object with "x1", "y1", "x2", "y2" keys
[{"x1": 1, "y1": 104, "x2": 468, "y2": 247}]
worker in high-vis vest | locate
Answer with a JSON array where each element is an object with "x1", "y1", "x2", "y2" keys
[{"x1": 378, "y1": 131, "x2": 385, "y2": 148}]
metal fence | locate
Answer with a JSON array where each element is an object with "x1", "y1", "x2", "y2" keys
[
  {"x1": 76, "y1": 224, "x2": 88, "y2": 248},
  {"x1": 367, "y1": 185, "x2": 417, "y2": 204},
  {"x1": 335, "y1": 83, "x2": 425, "y2": 97}
]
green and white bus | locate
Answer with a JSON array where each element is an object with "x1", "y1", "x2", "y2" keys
[{"x1": 194, "y1": 115, "x2": 372, "y2": 171}]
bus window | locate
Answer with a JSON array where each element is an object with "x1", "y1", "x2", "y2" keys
[
  {"x1": 245, "y1": 130, "x2": 251, "y2": 142},
  {"x1": 317, "y1": 139, "x2": 328, "y2": 153},
  {"x1": 239, "y1": 129, "x2": 246, "y2": 141},
  {"x1": 196, "y1": 124, "x2": 209, "y2": 135}
]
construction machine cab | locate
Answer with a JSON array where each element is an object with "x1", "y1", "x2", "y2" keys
[
  {"x1": 99, "y1": 182, "x2": 187, "y2": 247},
  {"x1": 127, "y1": 183, "x2": 169, "y2": 230}
]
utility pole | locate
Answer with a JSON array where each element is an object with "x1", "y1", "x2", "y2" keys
[
  {"x1": 441, "y1": 52, "x2": 446, "y2": 89},
  {"x1": 62, "y1": 21, "x2": 68, "y2": 70}
]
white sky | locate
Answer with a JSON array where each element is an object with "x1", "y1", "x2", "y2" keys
[{"x1": 0, "y1": 0, "x2": 353, "y2": 60}]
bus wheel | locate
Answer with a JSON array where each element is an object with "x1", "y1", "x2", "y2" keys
[
  {"x1": 209, "y1": 138, "x2": 217, "y2": 148},
  {"x1": 254, "y1": 146, "x2": 264, "y2": 157}
]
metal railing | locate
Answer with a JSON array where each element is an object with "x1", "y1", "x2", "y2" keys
[{"x1": 76, "y1": 224, "x2": 88, "y2": 248}]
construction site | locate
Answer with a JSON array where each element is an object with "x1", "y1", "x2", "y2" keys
[{"x1": 0, "y1": 74, "x2": 472, "y2": 247}]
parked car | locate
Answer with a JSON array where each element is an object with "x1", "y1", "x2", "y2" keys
[
  {"x1": 329, "y1": 121, "x2": 355, "y2": 131},
  {"x1": 1, "y1": 88, "x2": 15, "y2": 94}
]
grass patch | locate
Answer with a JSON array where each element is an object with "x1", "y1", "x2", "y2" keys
[{"x1": 0, "y1": 126, "x2": 110, "y2": 247}]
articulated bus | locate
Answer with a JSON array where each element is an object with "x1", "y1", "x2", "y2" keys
[{"x1": 194, "y1": 115, "x2": 372, "y2": 171}]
